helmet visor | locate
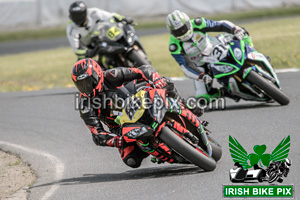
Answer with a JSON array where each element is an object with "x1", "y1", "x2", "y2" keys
[
  {"x1": 74, "y1": 74, "x2": 97, "y2": 96},
  {"x1": 171, "y1": 24, "x2": 189, "y2": 38},
  {"x1": 71, "y1": 15, "x2": 86, "y2": 26}
]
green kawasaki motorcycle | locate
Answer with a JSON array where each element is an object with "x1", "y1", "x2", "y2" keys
[{"x1": 200, "y1": 34, "x2": 289, "y2": 105}]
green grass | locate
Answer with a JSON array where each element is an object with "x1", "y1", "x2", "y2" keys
[
  {"x1": 0, "y1": 47, "x2": 75, "y2": 92},
  {"x1": 1, "y1": 6, "x2": 300, "y2": 43},
  {"x1": 8, "y1": 159, "x2": 22, "y2": 166},
  {"x1": 1, "y1": 16, "x2": 300, "y2": 92},
  {"x1": 244, "y1": 17, "x2": 300, "y2": 68}
]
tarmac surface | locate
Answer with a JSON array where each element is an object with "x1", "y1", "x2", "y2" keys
[{"x1": 0, "y1": 71, "x2": 299, "y2": 200}]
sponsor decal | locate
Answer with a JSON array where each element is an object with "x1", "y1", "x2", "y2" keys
[
  {"x1": 233, "y1": 48, "x2": 242, "y2": 60},
  {"x1": 77, "y1": 73, "x2": 89, "y2": 80},
  {"x1": 214, "y1": 65, "x2": 234, "y2": 73},
  {"x1": 109, "y1": 69, "x2": 117, "y2": 77}
]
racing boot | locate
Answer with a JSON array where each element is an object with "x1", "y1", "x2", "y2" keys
[
  {"x1": 196, "y1": 88, "x2": 223, "y2": 104},
  {"x1": 118, "y1": 140, "x2": 149, "y2": 168},
  {"x1": 150, "y1": 157, "x2": 165, "y2": 164}
]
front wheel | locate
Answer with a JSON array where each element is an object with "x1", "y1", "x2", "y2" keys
[
  {"x1": 159, "y1": 127, "x2": 217, "y2": 171},
  {"x1": 268, "y1": 171, "x2": 279, "y2": 183},
  {"x1": 207, "y1": 135, "x2": 222, "y2": 162},
  {"x1": 246, "y1": 70, "x2": 290, "y2": 105}
]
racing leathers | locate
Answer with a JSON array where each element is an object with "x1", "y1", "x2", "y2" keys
[
  {"x1": 67, "y1": 8, "x2": 130, "y2": 60},
  {"x1": 168, "y1": 17, "x2": 245, "y2": 101},
  {"x1": 78, "y1": 65, "x2": 171, "y2": 168}
]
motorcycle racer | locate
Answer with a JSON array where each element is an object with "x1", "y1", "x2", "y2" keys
[
  {"x1": 167, "y1": 10, "x2": 248, "y2": 103},
  {"x1": 67, "y1": 1, "x2": 134, "y2": 61},
  {"x1": 71, "y1": 58, "x2": 190, "y2": 168}
]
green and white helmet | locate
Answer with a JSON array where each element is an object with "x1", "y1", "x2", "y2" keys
[{"x1": 166, "y1": 10, "x2": 193, "y2": 42}]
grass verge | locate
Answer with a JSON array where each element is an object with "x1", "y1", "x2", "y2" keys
[{"x1": 1, "y1": 16, "x2": 300, "y2": 92}]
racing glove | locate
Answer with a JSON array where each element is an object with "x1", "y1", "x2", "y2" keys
[
  {"x1": 105, "y1": 136, "x2": 123, "y2": 148},
  {"x1": 153, "y1": 77, "x2": 167, "y2": 88},
  {"x1": 232, "y1": 26, "x2": 248, "y2": 40},
  {"x1": 152, "y1": 72, "x2": 167, "y2": 89},
  {"x1": 198, "y1": 72, "x2": 212, "y2": 85},
  {"x1": 92, "y1": 132, "x2": 123, "y2": 148},
  {"x1": 113, "y1": 13, "x2": 134, "y2": 24}
]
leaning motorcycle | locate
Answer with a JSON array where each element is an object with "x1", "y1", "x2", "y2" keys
[
  {"x1": 114, "y1": 81, "x2": 222, "y2": 171},
  {"x1": 194, "y1": 33, "x2": 290, "y2": 105},
  {"x1": 89, "y1": 17, "x2": 151, "y2": 70}
]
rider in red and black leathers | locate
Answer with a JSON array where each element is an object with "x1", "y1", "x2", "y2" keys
[
  {"x1": 72, "y1": 58, "x2": 173, "y2": 168},
  {"x1": 72, "y1": 58, "x2": 203, "y2": 168}
]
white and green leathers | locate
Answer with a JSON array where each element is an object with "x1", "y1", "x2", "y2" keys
[{"x1": 168, "y1": 13, "x2": 241, "y2": 101}]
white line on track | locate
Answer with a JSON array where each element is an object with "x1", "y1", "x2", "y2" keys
[
  {"x1": 0, "y1": 141, "x2": 64, "y2": 200},
  {"x1": 275, "y1": 68, "x2": 300, "y2": 73},
  {"x1": 170, "y1": 68, "x2": 300, "y2": 81}
]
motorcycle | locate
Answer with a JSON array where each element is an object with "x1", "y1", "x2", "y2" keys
[
  {"x1": 266, "y1": 160, "x2": 291, "y2": 183},
  {"x1": 90, "y1": 17, "x2": 151, "y2": 70},
  {"x1": 193, "y1": 33, "x2": 290, "y2": 105},
  {"x1": 113, "y1": 80, "x2": 222, "y2": 171}
]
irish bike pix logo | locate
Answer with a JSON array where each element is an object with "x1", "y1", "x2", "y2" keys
[{"x1": 223, "y1": 135, "x2": 293, "y2": 198}]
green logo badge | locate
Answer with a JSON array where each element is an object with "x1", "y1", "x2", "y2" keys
[
  {"x1": 224, "y1": 135, "x2": 293, "y2": 198},
  {"x1": 229, "y1": 135, "x2": 290, "y2": 169}
]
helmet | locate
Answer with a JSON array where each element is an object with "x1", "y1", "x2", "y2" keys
[
  {"x1": 285, "y1": 158, "x2": 291, "y2": 167},
  {"x1": 71, "y1": 58, "x2": 104, "y2": 98},
  {"x1": 69, "y1": 1, "x2": 87, "y2": 27},
  {"x1": 166, "y1": 10, "x2": 193, "y2": 42}
]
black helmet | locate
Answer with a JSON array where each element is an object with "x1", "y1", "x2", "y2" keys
[{"x1": 69, "y1": 1, "x2": 87, "y2": 27}]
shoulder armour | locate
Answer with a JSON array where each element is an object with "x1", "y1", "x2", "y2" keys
[{"x1": 169, "y1": 44, "x2": 178, "y2": 52}]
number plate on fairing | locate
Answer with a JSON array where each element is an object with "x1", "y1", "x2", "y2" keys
[
  {"x1": 211, "y1": 44, "x2": 228, "y2": 61},
  {"x1": 106, "y1": 26, "x2": 122, "y2": 41},
  {"x1": 120, "y1": 90, "x2": 146, "y2": 125}
]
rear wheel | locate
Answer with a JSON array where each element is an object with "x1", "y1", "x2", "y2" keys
[
  {"x1": 159, "y1": 127, "x2": 217, "y2": 171},
  {"x1": 246, "y1": 70, "x2": 290, "y2": 105}
]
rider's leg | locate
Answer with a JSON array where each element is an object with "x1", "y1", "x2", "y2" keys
[{"x1": 194, "y1": 80, "x2": 222, "y2": 103}]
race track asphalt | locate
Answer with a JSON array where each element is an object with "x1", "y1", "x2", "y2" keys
[{"x1": 0, "y1": 71, "x2": 299, "y2": 200}]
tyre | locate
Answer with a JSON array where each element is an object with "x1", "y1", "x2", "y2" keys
[
  {"x1": 159, "y1": 127, "x2": 217, "y2": 171},
  {"x1": 246, "y1": 70, "x2": 290, "y2": 105},
  {"x1": 268, "y1": 171, "x2": 278, "y2": 183},
  {"x1": 257, "y1": 170, "x2": 266, "y2": 182},
  {"x1": 191, "y1": 128, "x2": 222, "y2": 162},
  {"x1": 207, "y1": 135, "x2": 222, "y2": 162},
  {"x1": 127, "y1": 49, "x2": 151, "y2": 67}
]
